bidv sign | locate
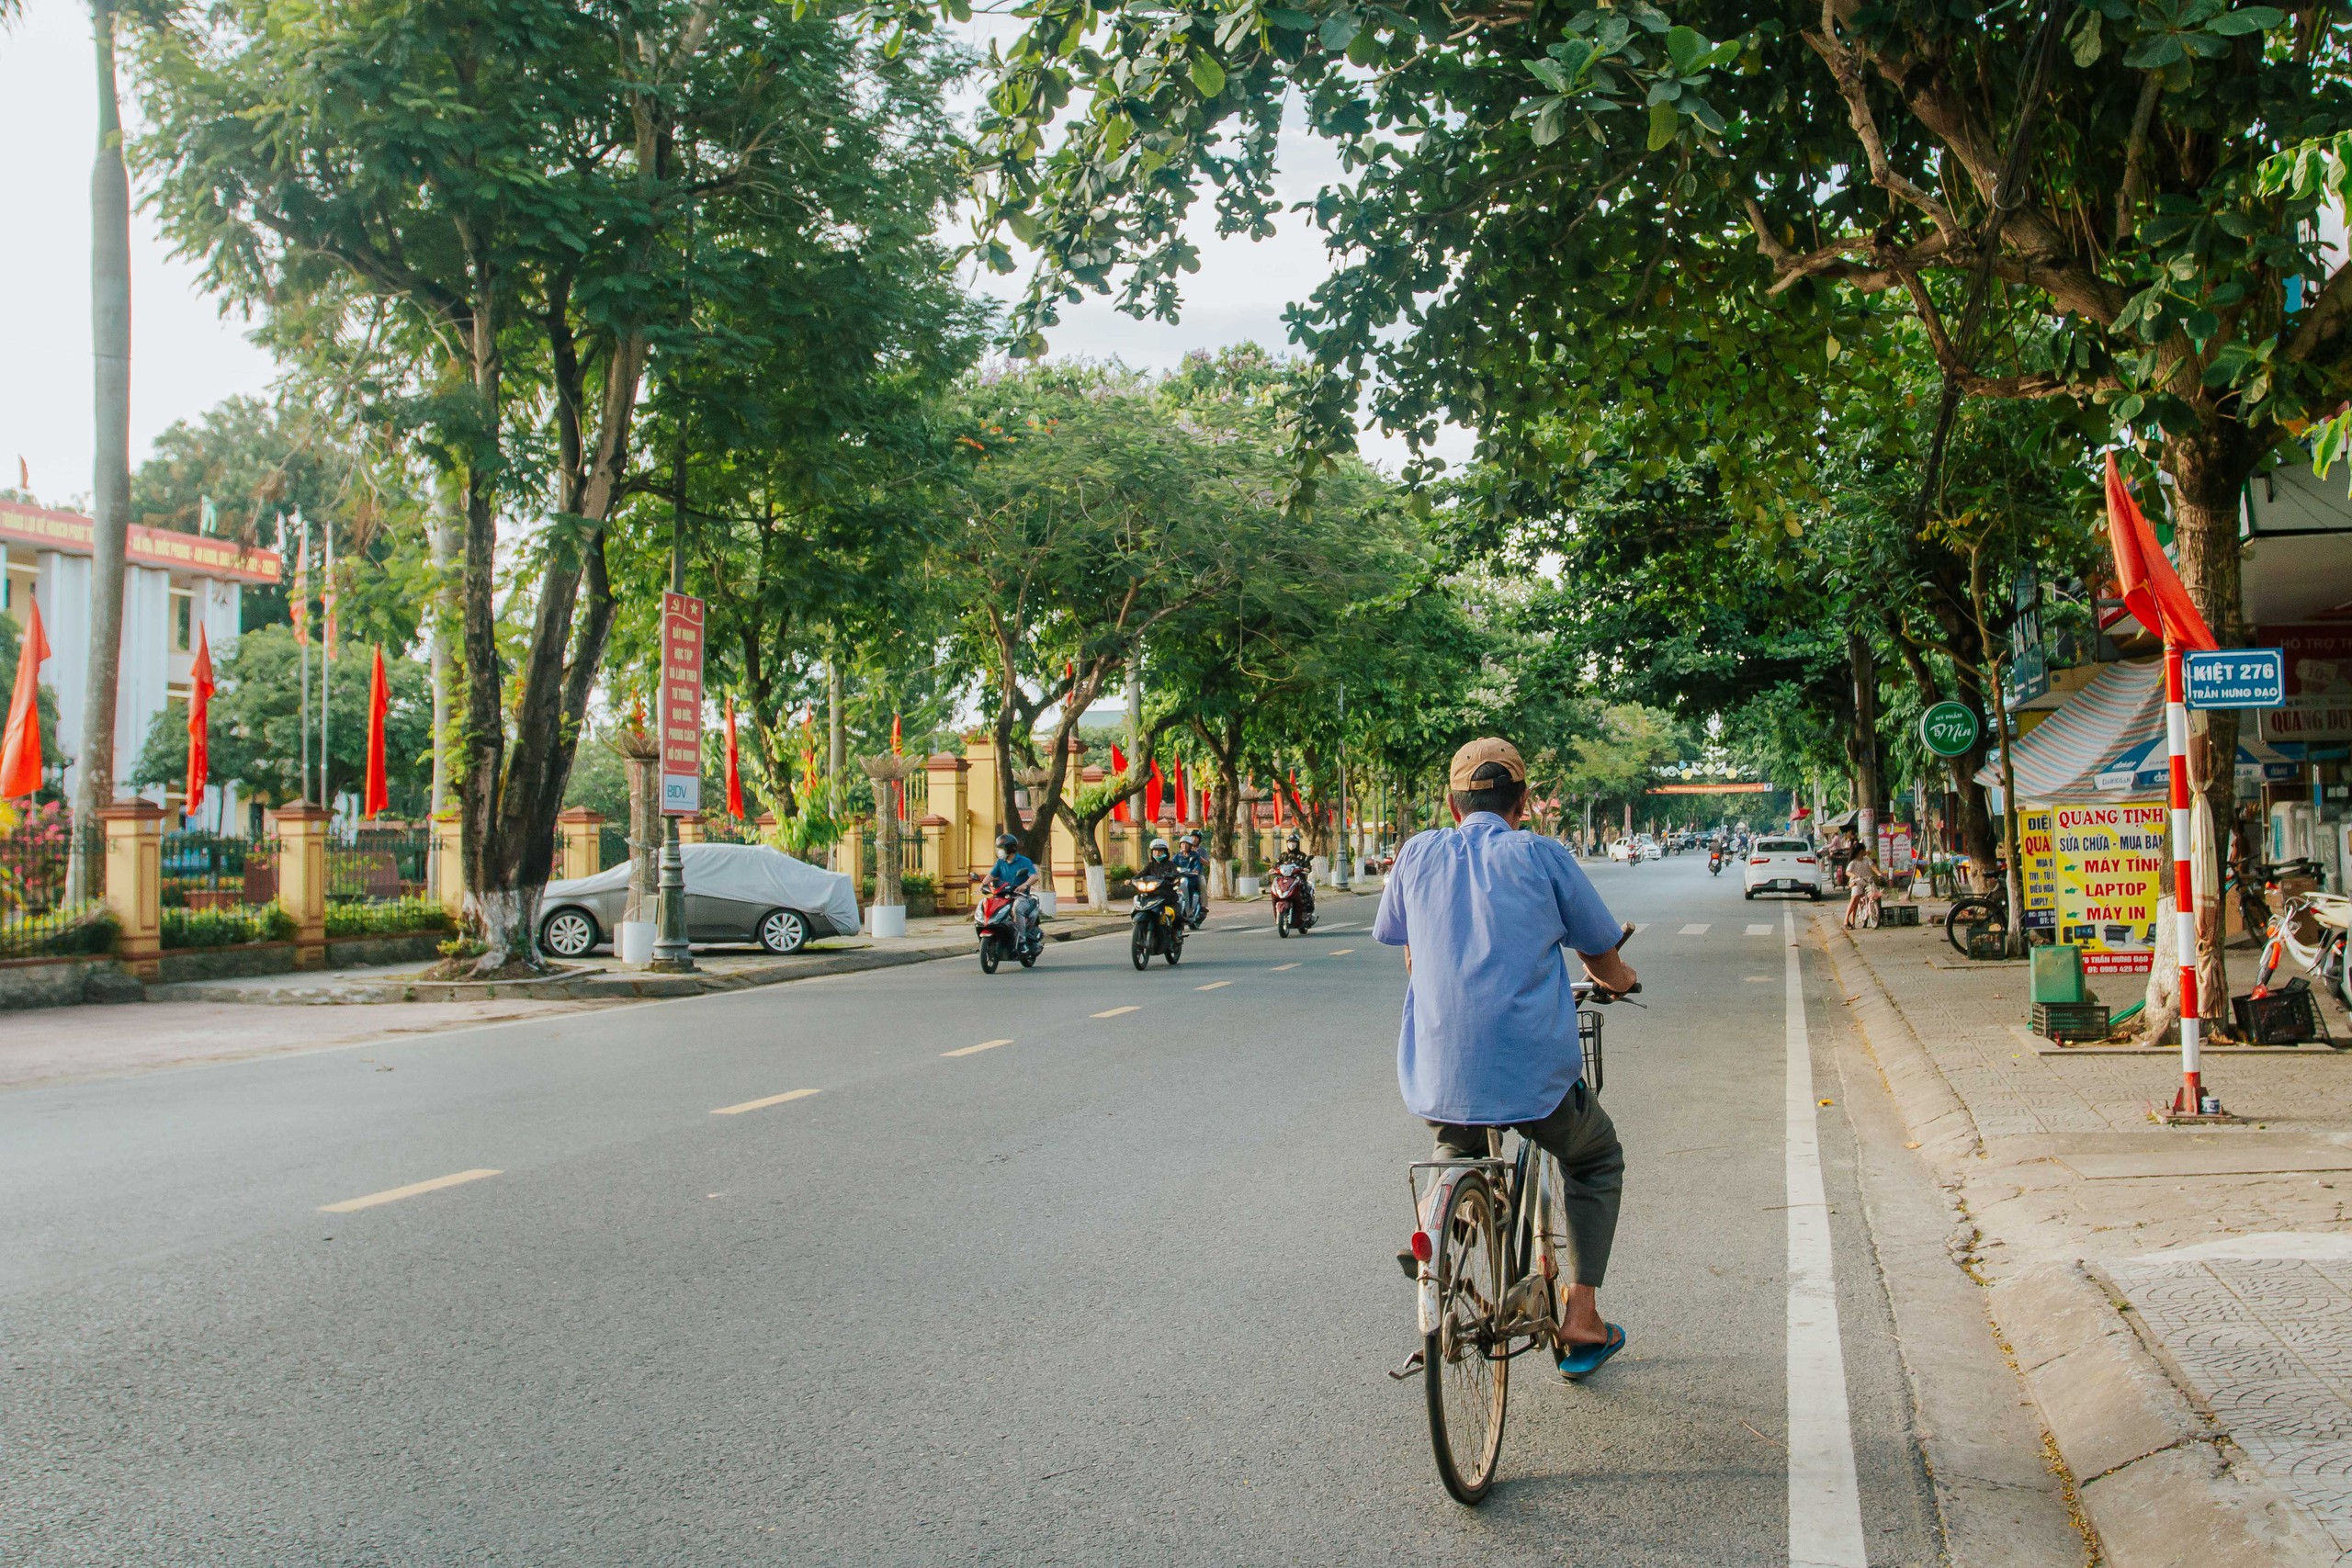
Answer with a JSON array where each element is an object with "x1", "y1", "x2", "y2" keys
[{"x1": 2183, "y1": 648, "x2": 2285, "y2": 710}]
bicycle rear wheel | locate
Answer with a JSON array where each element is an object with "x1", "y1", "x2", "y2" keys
[
  {"x1": 1425, "y1": 1170, "x2": 1509, "y2": 1505},
  {"x1": 1947, "y1": 895, "x2": 2007, "y2": 958}
]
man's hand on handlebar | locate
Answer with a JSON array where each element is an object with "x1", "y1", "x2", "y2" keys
[{"x1": 1577, "y1": 947, "x2": 1637, "y2": 1000}]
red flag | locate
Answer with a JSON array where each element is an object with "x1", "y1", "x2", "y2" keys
[
  {"x1": 290, "y1": 526, "x2": 310, "y2": 646},
  {"x1": 725, "y1": 698, "x2": 746, "y2": 819},
  {"x1": 185, "y1": 624, "x2": 216, "y2": 816},
  {"x1": 363, "y1": 646, "x2": 390, "y2": 818},
  {"x1": 2104, "y1": 453, "x2": 2216, "y2": 651},
  {"x1": 1174, "y1": 758, "x2": 1190, "y2": 824},
  {"x1": 1147, "y1": 761, "x2": 1164, "y2": 823},
  {"x1": 0, "y1": 595, "x2": 50, "y2": 798},
  {"x1": 1110, "y1": 744, "x2": 1131, "y2": 822}
]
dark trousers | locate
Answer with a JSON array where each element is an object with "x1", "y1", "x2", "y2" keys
[{"x1": 1430, "y1": 1083, "x2": 1624, "y2": 1288}]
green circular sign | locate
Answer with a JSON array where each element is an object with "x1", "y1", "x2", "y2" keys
[{"x1": 1919, "y1": 702, "x2": 1980, "y2": 758}]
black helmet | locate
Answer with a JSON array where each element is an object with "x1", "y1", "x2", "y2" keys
[{"x1": 995, "y1": 833, "x2": 1020, "y2": 852}]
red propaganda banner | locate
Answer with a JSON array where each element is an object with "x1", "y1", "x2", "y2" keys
[{"x1": 660, "y1": 592, "x2": 706, "y2": 814}]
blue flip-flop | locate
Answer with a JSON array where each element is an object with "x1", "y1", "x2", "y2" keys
[{"x1": 1556, "y1": 1323, "x2": 1626, "y2": 1382}]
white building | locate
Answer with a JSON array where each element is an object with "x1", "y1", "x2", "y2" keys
[{"x1": 0, "y1": 499, "x2": 279, "y2": 819}]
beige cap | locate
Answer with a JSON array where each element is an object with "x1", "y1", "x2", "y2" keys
[{"x1": 1448, "y1": 738, "x2": 1526, "y2": 791}]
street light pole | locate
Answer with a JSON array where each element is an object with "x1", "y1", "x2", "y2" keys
[{"x1": 650, "y1": 464, "x2": 695, "y2": 974}]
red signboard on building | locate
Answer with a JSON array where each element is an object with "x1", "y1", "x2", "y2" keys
[
  {"x1": 0, "y1": 500, "x2": 282, "y2": 584},
  {"x1": 2257, "y1": 625, "x2": 2352, "y2": 745},
  {"x1": 660, "y1": 592, "x2": 705, "y2": 814}
]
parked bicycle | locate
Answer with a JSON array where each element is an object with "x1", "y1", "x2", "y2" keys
[{"x1": 1396, "y1": 978, "x2": 1634, "y2": 1505}]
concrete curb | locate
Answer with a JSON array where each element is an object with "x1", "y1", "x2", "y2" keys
[
  {"x1": 1822, "y1": 916, "x2": 2338, "y2": 1568},
  {"x1": 144, "y1": 917, "x2": 1130, "y2": 1006}
]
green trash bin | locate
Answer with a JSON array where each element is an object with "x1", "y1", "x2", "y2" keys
[{"x1": 2030, "y1": 944, "x2": 2085, "y2": 1006}]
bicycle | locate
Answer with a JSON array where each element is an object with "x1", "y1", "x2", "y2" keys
[{"x1": 1396, "y1": 979, "x2": 1634, "y2": 1505}]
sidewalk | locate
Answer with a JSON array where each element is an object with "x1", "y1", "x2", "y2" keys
[{"x1": 1826, "y1": 908, "x2": 2352, "y2": 1567}]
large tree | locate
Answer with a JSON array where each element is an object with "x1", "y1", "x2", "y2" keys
[
  {"x1": 956, "y1": 0, "x2": 2352, "y2": 919},
  {"x1": 142, "y1": 0, "x2": 973, "y2": 967}
]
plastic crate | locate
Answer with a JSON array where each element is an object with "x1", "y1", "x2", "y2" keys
[
  {"x1": 2233, "y1": 980, "x2": 2328, "y2": 1045},
  {"x1": 2032, "y1": 1001, "x2": 2110, "y2": 1042},
  {"x1": 2031, "y1": 945, "x2": 2085, "y2": 1005},
  {"x1": 1883, "y1": 903, "x2": 1920, "y2": 927}
]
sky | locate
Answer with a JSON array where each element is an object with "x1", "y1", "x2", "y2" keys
[{"x1": 0, "y1": 0, "x2": 1461, "y2": 512}]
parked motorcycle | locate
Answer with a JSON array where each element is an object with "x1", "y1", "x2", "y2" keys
[
  {"x1": 1130, "y1": 869, "x2": 1186, "y2": 968},
  {"x1": 1271, "y1": 862, "x2": 1317, "y2": 938},
  {"x1": 974, "y1": 879, "x2": 1043, "y2": 974}
]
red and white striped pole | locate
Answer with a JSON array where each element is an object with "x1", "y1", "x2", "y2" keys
[{"x1": 2165, "y1": 642, "x2": 2212, "y2": 1117}]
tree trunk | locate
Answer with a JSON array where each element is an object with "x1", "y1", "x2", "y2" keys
[
  {"x1": 1848, "y1": 628, "x2": 1881, "y2": 848},
  {"x1": 76, "y1": 0, "x2": 131, "y2": 841},
  {"x1": 2165, "y1": 434, "x2": 2249, "y2": 1033},
  {"x1": 428, "y1": 473, "x2": 457, "y2": 818}
]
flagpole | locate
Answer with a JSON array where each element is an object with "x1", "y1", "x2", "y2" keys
[{"x1": 322, "y1": 522, "x2": 333, "y2": 815}]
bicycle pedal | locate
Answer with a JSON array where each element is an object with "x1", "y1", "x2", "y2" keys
[{"x1": 1388, "y1": 1349, "x2": 1426, "y2": 1381}]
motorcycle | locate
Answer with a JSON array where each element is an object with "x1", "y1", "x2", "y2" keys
[
  {"x1": 1176, "y1": 863, "x2": 1209, "y2": 931},
  {"x1": 1130, "y1": 868, "x2": 1186, "y2": 968},
  {"x1": 1271, "y1": 862, "x2": 1317, "y2": 938},
  {"x1": 1709, "y1": 848, "x2": 1726, "y2": 876},
  {"x1": 974, "y1": 879, "x2": 1042, "y2": 974}
]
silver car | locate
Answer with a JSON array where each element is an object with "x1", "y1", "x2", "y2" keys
[{"x1": 537, "y1": 842, "x2": 862, "y2": 958}]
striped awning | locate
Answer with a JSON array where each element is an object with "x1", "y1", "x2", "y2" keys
[
  {"x1": 2092, "y1": 732, "x2": 2301, "y2": 793},
  {"x1": 1974, "y1": 660, "x2": 2165, "y2": 803}
]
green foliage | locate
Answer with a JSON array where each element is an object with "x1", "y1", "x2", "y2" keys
[
  {"x1": 0, "y1": 905, "x2": 117, "y2": 960},
  {"x1": 325, "y1": 897, "x2": 452, "y2": 938},
  {"x1": 160, "y1": 903, "x2": 294, "y2": 949}
]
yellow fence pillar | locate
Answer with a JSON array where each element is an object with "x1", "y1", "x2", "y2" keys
[
  {"x1": 925, "y1": 752, "x2": 970, "y2": 910},
  {"x1": 97, "y1": 800, "x2": 165, "y2": 979},
  {"x1": 431, "y1": 811, "x2": 464, "y2": 918},
  {"x1": 557, "y1": 807, "x2": 604, "y2": 882},
  {"x1": 271, "y1": 804, "x2": 332, "y2": 969},
  {"x1": 675, "y1": 813, "x2": 706, "y2": 846}
]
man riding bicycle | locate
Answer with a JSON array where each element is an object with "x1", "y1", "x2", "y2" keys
[{"x1": 1373, "y1": 738, "x2": 1638, "y2": 1381}]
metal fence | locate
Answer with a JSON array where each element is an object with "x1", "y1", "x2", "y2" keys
[
  {"x1": 329, "y1": 823, "x2": 430, "y2": 902},
  {"x1": 161, "y1": 829, "x2": 280, "y2": 909},
  {"x1": 599, "y1": 824, "x2": 632, "y2": 870},
  {"x1": 0, "y1": 812, "x2": 109, "y2": 958}
]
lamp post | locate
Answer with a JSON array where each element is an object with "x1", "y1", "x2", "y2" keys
[{"x1": 648, "y1": 815, "x2": 695, "y2": 972}]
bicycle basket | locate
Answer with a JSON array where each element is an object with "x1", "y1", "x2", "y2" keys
[{"x1": 1578, "y1": 1009, "x2": 1604, "y2": 1094}]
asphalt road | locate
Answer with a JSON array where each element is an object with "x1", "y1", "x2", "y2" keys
[{"x1": 2, "y1": 855, "x2": 1946, "y2": 1566}]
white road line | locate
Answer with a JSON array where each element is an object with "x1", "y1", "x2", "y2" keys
[
  {"x1": 1327, "y1": 948, "x2": 1355, "y2": 956},
  {"x1": 1271, "y1": 963, "x2": 1301, "y2": 972},
  {"x1": 320, "y1": 1168, "x2": 501, "y2": 1213},
  {"x1": 943, "y1": 1039, "x2": 1012, "y2": 1057},
  {"x1": 1194, "y1": 981, "x2": 1233, "y2": 991},
  {"x1": 1092, "y1": 1005, "x2": 1140, "y2": 1019},
  {"x1": 1679, "y1": 922, "x2": 1711, "y2": 935},
  {"x1": 1747, "y1": 923, "x2": 1773, "y2": 936},
  {"x1": 710, "y1": 1088, "x2": 821, "y2": 1116},
  {"x1": 1784, "y1": 906, "x2": 1868, "y2": 1567}
]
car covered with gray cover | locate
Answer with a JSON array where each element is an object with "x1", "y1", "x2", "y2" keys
[{"x1": 537, "y1": 842, "x2": 858, "y2": 957}]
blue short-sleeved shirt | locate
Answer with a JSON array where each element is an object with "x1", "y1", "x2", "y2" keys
[
  {"x1": 1373, "y1": 814, "x2": 1626, "y2": 1124},
  {"x1": 989, "y1": 855, "x2": 1037, "y2": 890}
]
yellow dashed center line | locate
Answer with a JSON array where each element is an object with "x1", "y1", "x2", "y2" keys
[
  {"x1": 1327, "y1": 948, "x2": 1355, "y2": 956},
  {"x1": 944, "y1": 1038, "x2": 1013, "y2": 1058},
  {"x1": 1194, "y1": 980, "x2": 1232, "y2": 991},
  {"x1": 1092, "y1": 1005, "x2": 1140, "y2": 1019},
  {"x1": 319, "y1": 1168, "x2": 502, "y2": 1213},
  {"x1": 1271, "y1": 963, "x2": 1301, "y2": 972},
  {"x1": 710, "y1": 1088, "x2": 822, "y2": 1116}
]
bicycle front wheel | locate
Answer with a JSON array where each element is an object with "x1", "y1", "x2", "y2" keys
[{"x1": 1425, "y1": 1169, "x2": 1509, "y2": 1505}]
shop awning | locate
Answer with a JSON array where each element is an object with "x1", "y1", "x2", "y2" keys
[
  {"x1": 2092, "y1": 732, "x2": 2301, "y2": 793},
  {"x1": 1973, "y1": 660, "x2": 2165, "y2": 802}
]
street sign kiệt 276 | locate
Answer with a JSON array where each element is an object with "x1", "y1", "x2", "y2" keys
[{"x1": 2183, "y1": 648, "x2": 2285, "y2": 710}]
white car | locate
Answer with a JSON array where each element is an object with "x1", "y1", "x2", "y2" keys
[
  {"x1": 1609, "y1": 839, "x2": 1640, "y2": 863},
  {"x1": 1639, "y1": 837, "x2": 1664, "y2": 861},
  {"x1": 1744, "y1": 837, "x2": 1824, "y2": 900}
]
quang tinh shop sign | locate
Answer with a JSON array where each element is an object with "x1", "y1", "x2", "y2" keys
[{"x1": 2017, "y1": 803, "x2": 2167, "y2": 976}]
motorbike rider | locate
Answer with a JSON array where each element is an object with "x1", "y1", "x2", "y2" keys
[
  {"x1": 1274, "y1": 831, "x2": 1317, "y2": 919},
  {"x1": 986, "y1": 832, "x2": 1042, "y2": 949},
  {"x1": 1173, "y1": 831, "x2": 1208, "y2": 920}
]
